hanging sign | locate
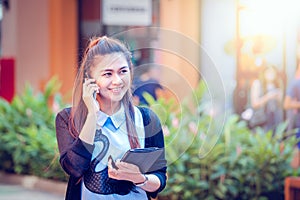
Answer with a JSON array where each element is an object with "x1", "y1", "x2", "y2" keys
[{"x1": 102, "y1": 0, "x2": 152, "y2": 26}]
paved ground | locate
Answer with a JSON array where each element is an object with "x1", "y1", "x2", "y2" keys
[{"x1": 0, "y1": 183, "x2": 64, "y2": 200}]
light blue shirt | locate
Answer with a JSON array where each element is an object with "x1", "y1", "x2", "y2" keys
[{"x1": 82, "y1": 105, "x2": 147, "y2": 199}]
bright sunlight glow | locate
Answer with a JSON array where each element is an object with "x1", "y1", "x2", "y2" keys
[{"x1": 239, "y1": 0, "x2": 300, "y2": 37}]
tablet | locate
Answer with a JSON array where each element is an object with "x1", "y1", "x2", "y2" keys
[{"x1": 121, "y1": 147, "x2": 166, "y2": 173}]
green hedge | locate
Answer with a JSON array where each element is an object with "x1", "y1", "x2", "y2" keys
[
  {"x1": 0, "y1": 77, "x2": 67, "y2": 181},
  {"x1": 0, "y1": 78, "x2": 299, "y2": 199},
  {"x1": 144, "y1": 81, "x2": 300, "y2": 200}
]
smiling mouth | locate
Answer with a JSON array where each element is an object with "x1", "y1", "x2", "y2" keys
[{"x1": 110, "y1": 87, "x2": 122, "y2": 93}]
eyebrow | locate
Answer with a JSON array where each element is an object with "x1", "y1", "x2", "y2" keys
[{"x1": 101, "y1": 66, "x2": 129, "y2": 72}]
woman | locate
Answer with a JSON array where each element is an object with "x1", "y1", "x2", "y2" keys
[
  {"x1": 250, "y1": 65, "x2": 283, "y2": 131},
  {"x1": 55, "y1": 36, "x2": 167, "y2": 200}
]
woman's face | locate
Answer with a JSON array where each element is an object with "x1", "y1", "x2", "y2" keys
[
  {"x1": 91, "y1": 53, "x2": 131, "y2": 105},
  {"x1": 264, "y1": 67, "x2": 276, "y2": 82}
]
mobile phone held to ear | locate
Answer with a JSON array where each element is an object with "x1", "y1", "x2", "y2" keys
[{"x1": 85, "y1": 72, "x2": 100, "y2": 110}]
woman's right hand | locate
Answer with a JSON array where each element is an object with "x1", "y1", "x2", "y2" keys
[{"x1": 82, "y1": 78, "x2": 100, "y2": 113}]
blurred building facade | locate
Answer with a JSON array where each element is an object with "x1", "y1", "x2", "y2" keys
[
  {"x1": 1, "y1": 0, "x2": 300, "y2": 113},
  {"x1": 0, "y1": 0, "x2": 201, "y2": 102}
]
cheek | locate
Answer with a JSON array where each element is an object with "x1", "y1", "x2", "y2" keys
[
  {"x1": 96, "y1": 79, "x2": 107, "y2": 89},
  {"x1": 124, "y1": 73, "x2": 132, "y2": 82},
  {"x1": 124, "y1": 75, "x2": 131, "y2": 84}
]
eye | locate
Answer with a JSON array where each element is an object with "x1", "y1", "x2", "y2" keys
[
  {"x1": 103, "y1": 72, "x2": 112, "y2": 77},
  {"x1": 120, "y1": 68, "x2": 129, "y2": 74}
]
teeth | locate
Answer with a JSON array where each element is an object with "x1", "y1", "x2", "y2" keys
[{"x1": 112, "y1": 88, "x2": 121, "y2": 92}]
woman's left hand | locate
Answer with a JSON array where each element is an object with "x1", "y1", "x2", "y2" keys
[{"x1": 108, "y1": 159, "x2": 145, "y2": 184}]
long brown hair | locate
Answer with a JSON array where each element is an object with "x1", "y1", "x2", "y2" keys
[
  {"x1": 258, "y1": 65, "x2": 282, "y2": 93},
  {"x1": 69, "y1": 36, "x2": 140, "y2": 148}
]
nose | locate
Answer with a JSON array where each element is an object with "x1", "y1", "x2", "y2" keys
[{"x1": 112, "y1": 74, "x2": 122, "y2": 85}]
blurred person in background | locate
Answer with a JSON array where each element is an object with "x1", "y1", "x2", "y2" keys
[
  {"x1": 284, "y1": 64, "x2": 300, "y2": 132},
  {"x1": 132, "y1": 64, "x2": 164, "y2": 106},
  {"x1": 284, "y1": 63, "x2": 300, "y2": 167},
  {"x1": 250, "y1": 65, "x2": 283, "y2": 131}
]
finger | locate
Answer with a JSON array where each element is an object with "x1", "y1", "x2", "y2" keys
[
  {"x1": 109, "y1": 168, "x2": 119, "y2": 178},
  {"x1": 119, "y1": 161, "x2": 138, "y2": 169},
  {"x1": 83, "y1": 79, "x2": 93, "y2": 87},
  {"x1": 107, "y1": 158, "x2": 113, "y2": 169},
  {"x1": 114, "y1": 159, "x2": 125, "y2": 170},
  {"x1": 84, "y1": 77, "x2": 96, "y2": 83},
  {"x1": 90, "y1": 85, "x2": 100, "y2": 94},
  {"x1": 84, "y1": 81, "x2": 97, "y2": 90},
  {"x1": 84, "y1": 83, "x2": 99, "y2": 96},
  {"x1": 107, "y1": 161, "x2": 118, "y2": 178},
  {"x1": 117, "y1": 162, "x2": 140, "y2": 173}
]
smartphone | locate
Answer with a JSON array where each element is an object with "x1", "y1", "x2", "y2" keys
[
  {"x1": 85, "y1": 72, "x2": 100, "y2": 110},
  {"x1": 85, "y1": 72, "x2": 97, "y2": 100}
]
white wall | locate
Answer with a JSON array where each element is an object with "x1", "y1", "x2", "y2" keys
[
  {"x1": 200, "y1": 0, "x2": 236, "y2": 112},
  {"x1": 2, "y1": 0, "x2": 49, "y2": 93}
]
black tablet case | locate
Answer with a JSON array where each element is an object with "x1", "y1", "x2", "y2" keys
[{"x1": 121, "y1": 147, "x2": 166, "y2": 173}]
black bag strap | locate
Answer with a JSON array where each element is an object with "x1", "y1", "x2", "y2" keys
[
  {"x1": 137, "y1": 106, "x2": 153, "y2": 148},
  {"x1": 138, "y1": 106, "x2": 151, "y2": 126}
]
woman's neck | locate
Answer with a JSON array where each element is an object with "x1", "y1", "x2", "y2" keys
[{"x1": 100, "y1": 101, "x2": 121, "y2": 116}]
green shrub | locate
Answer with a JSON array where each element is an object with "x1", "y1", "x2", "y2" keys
[
  {"x1": 144, "y1": 81, "x2": 299, "y2": 200},
  {"x1": 0, "y1": 77, "x2": 298, "y2": 200},
  {"x1": 0, "y1": 77, "x2": 67, "y2": 181}
]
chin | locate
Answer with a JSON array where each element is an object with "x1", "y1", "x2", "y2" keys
[
  {"x1": 104, "y1": 90, "x2": 128, "y2": 103},
  {"x1": 110, "y1": 95, "x2": 125, "y2": 103}
]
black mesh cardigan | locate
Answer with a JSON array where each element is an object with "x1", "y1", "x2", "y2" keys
[{"x1": 55, "y1": 106, "x2": 167, "y2": 200}]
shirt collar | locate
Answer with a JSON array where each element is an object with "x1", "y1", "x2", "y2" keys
[{"x1": 97, "y1": 104, "x2": 125, "y2": 129}]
